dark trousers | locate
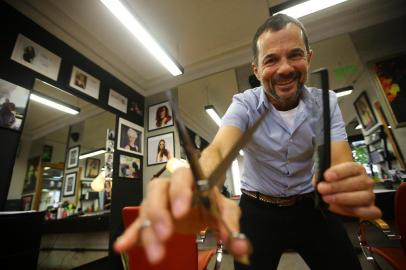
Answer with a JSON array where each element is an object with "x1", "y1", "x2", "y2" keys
[{"x1": 234, "y1": 194, "x2": 361, "y2": 270}]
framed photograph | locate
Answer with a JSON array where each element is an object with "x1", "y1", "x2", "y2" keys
[
  {"x1": 85, "y1": 158, "x2": 100, "y2": 178},
  {"x1": 63, "y1": 172, "x2": 77, "y2": 197},
  {"x1": 0, "y1": 78, "x2": 30, "y2": 131},
  {"x1": 108, "y1": 89, "x2": 128, "y2": 113},
  {"x1": 66, "y1": 145, "x2": 80, "y2": 169},
  {"x1": 353, "y1": 92, "x2": 378, "y2": 131},
  {"x1": 22, "y1": 156, "x2": 40, "y2": 194},
  {"x1": 69, "y1": 66, "x2": 100, "y2": 99},
  {"x1": 10, "y1": 34, "x2": 61, "y2": 80},
  {"x1": 129, "y1": 100, "x2": 144, "y2": 117},
  {"x1": 148, "y1": 101, "x2": 174, "y2": 131},
  {"x1": 119, "y1": 154, "x2": 141, "y2": 179},
  {"x1": 21, "y1": 195, "x2": 33, "y2": 211},
  {"x1": 374, "y1": 54, "x2": 406, "y2": 127},
  {"x1": 147, "y1": 132, "x2": 174, "y2": 166},
  {"x1": 105, "y1": 152, "x2": 113, "y2": 179},
  {"x1": 117, "y1": 118, "x2": 144, "y2": 155}
]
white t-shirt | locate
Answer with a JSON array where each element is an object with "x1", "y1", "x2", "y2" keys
[{"x1": 276, "y1": 103, "x2": 300, "y2": 131}]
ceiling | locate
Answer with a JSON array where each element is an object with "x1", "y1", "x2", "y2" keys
[
  {"x1": 6, "y1": 0, "x2": 405, "y2": 96},
  {"x1": 4, "y1": 0, "x2": 406, "y2": 141}
]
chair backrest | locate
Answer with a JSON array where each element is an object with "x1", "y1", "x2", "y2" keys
[
  {"x1": 0, "y1": 211, "x2": 44, "y2": 269},
  {"x1": 122, "y1": 206, "x2": 198, "y2": 270},
  {"x1": 395, "y1": 182, "x2": 406, "y2": 252}
]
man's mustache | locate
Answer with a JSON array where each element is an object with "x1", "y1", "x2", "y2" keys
[{"x1": 271, "y1": 71, "x2": 301, "y2": 85}]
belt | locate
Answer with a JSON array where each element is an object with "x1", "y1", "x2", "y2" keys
[{"x1": 241, "y1": 189, "x2": 314, "y2": 207}]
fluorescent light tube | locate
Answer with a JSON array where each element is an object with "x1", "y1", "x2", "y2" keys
[
  {"x1": 30, "y1": 93, "x2": 80, "y2": 115},
  {"x1": 205, "y1": 105, "x2": 222, "y2": 127},
  {"x1": 79, "y1": 149, "x2": 107, "y2": 160},
  {"x1": 100, "y1": 0, "x2": 183, "y2": 76},
  {"x1": 336, "y1": 89, "x2": 353, "y2": 98},
  {"x1": 275, "y1": 0, "x2": 348, "y2": 19}
]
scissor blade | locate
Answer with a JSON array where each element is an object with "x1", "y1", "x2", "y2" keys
[
  {"x1": 207, "y1": 109, "x2": 269, "y2": 189},
  {"x1": 166, "y1": 92, "x2": 205, "y2": 181}
]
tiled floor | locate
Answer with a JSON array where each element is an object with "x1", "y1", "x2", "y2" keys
[{"x1": 203, "y1": 220, "x2": 396, "y2": 270}]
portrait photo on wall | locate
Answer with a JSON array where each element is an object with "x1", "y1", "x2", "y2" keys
[
  {"x1": 147, "y1": 132, "x2": 174, "y2": 166},
  {"x1": 10, "y1": 34, "x2": 61, "y2": 81},
  {"x1": 148, "y1": 101, "x2": 173, "y2": 131},
  {"x1": 66, "y1": 145, "x2": 80, "y2": 169},
  {"x1": 69, "y1": 66, "x2": 100, "y2": 100},
  {"x1": 119, "y1": 154, "x2": 141, "y2": 179},
  {"x1": 353, "y1": 92, "x2": 378, "y2": 131},
  {"x1": 129, "y1": 100, "x2": 144, "y2": 117},
  {"x1": 0, "y1": 78, "x2": 30, "y2": 131},
  {"x1": 117, "y1": 118, "x2": 144, "y2": 155},
  {"x1": 105, "y1": 152, "x2": 113, "y2": 179},
  {"x1": 374, "y1": 54, "x2": 406, "y2": 127},
  {"x1": 21, "y1": 195, "x2": 33, "y2": 211},
  {"x1": 63, "y1": 172, "x2": 77, "y2": 197},
  {"x1": 85, "y1": 158, "x2": 100, "y2": 178},
  {"x1": 22, "y1": 156, "x2": 40, "y2": 194}
]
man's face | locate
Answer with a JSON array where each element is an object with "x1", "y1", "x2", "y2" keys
[{"x1": 252, "y1": 23, "x2": 312, "y2": 110}]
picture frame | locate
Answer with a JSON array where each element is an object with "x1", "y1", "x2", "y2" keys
[
  {"x1": 108, "y1": 89, "x2": 128, "y2": 113},
  {"x1": 0, "y1": 78, "x2": 30, "y2": 132},
  {"x1": 22, "y1": 156, "x2": 40, "y2": 194},
  {"x1": 373, "y1": 54, "x2": 406, "y2": 127},
  {"x1": 119, "y1": 154, "x2": 141, "y2": 179},
  {"x1": 117, "y1": 118, "x2": 144, "y2": 155},
  {"x1": 84, "y1": 158, "x2": 100, "y2": 178},
  {"x1": 69, "y1": 66, "x2": 100, "y2": 100},
  {"x1": 21, "y1": 195, "x2": 33, "y2": 211},
  {"x1": 147, "y1": 132, "x2": 174, "y2": 166},
  {"x1": 10, "y1": 34, "x2": 61, "y2": 81},
  {"x1": 63, "y1": 172, "x2": 77, "y2": 197},
  {"x1": 148, "y1": 101, "x2": 174, "y2": 131},
  {"x1": 66, "y1": 145, "x2": 80, "y2": 169},
  {"x1": 353, "y1": 92, "x2": 378, "y2": 132}
]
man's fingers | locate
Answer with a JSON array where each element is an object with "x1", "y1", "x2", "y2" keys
[
  {"x1": 324, "y1": 162, "x2": 366, "y2": 182},
  {"x1": 318, "y1": 175, "x2": 374, "y2": 195},
  {"x1": 140, "y1": 221, "x2": 165, "y2": 263},
  {"x1": 170, "y1": 168, "x2": 194, "y2": 218},
  {"x1": 144, "y1": 179, "x2": 173, "y2": 241},
  {"x1": 329, "y1": 204, "x2": 382, "y2": 220},
  {"x1": 322, "y1": 190, "x2": 375, "y2": 206},
  {"x1": 114, "y1": 218, "x2": 142, "y2": 252}
]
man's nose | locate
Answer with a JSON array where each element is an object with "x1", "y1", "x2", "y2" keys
[{"x1": 276, "y1": 58, "x2": 294, "y2": 75}]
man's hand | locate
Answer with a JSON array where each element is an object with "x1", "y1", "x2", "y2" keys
[
  {"x1": 317, "y1": 161, "x2": 382, "y2": 220},
  {"x1": 114, "y1": 167, "x2": 250, "y2": 264}
]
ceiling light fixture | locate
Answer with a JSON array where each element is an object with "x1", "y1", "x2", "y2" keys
[
  {"x1": 334, "y1": 85, "x2": 353, "y2": 98},
  {"x1": 272, "y1": 0, "x2": 349, "y2": 19},
  {"x1": 205, "y1": 105, "x2": 222, "y2": 127},
  {"x1": 79, "y1": 148, "x2": 107, "y2": 160},
  {"x1": 100, "y1": 0, "x2": 184, "y2": 76},
  {"x1": 30, "y1": 92, "x2": 80, "y2": 115},
  {"x1": 355, "y1": 124, "x2": 362, "y2": 130}
]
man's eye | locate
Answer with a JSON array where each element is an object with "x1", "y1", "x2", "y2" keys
[
  {"x1": 265, "y1": 58, "x2": 277, "y2": 65},
  {"x1": 290, "y1": 52, "x2": 304, "y2": 59}
]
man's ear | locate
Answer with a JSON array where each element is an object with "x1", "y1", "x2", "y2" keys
[
  {"x1": 307, "y1": 49, "x2": 313, "y2": 63},
  {"x1": 251, "y1": 62, "x2": 260, "y2": 81}
]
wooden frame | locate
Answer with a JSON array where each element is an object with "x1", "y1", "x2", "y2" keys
[
  {"x1": 353, "y1": 92, "x2": 378, "y2": 132},
  {"x1": 373, "y1": 54, "x2": 406, "y2": 127},
  {"x1": 84, "y1": 158, "x2": 100, "y2": 178},
  {"x1": 147, "y1": 132, "x2": 175, "y2": 166},
  {"x1": 148, "y1": 101, "x2": 174, "y2": 131}
]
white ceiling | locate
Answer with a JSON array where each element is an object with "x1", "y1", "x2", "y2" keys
[{"x1": 6, "y1": 0, "x2": 405, "y2": 97}]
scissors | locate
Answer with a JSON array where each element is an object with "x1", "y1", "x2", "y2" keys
[{"x1": 152, "y1": 91, "x2": 269, "y2": 264}]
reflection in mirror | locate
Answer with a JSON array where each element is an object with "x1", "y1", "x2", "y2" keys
[{"x1": 6, "y1": 80, "x2": 115, "y2": 218}]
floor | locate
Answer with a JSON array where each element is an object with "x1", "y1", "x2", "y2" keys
[{"x1": 203, "y1": 220, "x2": 395, "y2": 270}]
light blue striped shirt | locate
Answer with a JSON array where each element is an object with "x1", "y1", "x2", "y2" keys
[{"x1": 221, "y1": 86, "x2": 347, "y2": 196}]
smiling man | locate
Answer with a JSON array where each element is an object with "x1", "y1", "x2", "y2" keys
[{"x1": 115, "y1": 14, "x2": 381, "y2": 270}]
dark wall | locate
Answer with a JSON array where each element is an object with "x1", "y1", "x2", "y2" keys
[{"x1": 0, "y1": 2, "x2": 144, "y2": 267}]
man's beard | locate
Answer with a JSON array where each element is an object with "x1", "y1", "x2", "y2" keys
[{"x1": 264, "y1": 71, "x2": 303, "y2": 105}]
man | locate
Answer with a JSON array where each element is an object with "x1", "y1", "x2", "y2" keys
[{"x1": 114, "y1": 14, "x2": 381, "y2": 269}]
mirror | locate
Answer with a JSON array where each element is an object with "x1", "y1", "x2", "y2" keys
[{"x1": 6, "y1": 79, "x2": 116, "y2": 215}]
